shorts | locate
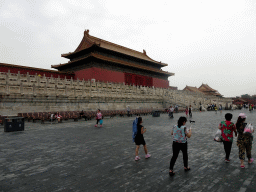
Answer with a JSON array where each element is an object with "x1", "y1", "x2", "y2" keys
[{"x1": 135, "y1": 136, "x2": 146, "y2": 146}]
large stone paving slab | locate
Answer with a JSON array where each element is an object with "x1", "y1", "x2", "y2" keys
[{"x1": 0, "y1": 110, "x2": 256, "y2": 192}]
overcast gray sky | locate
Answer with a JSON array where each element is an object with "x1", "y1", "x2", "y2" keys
[{"x1": 1, "y1": 0, "x2": 256, "y2": 97}]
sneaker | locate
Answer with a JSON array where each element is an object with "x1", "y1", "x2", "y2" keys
[
  {"x1": 135, "y1": 156, "x2": 140, "y2": 161},
  {"x1": 145, "y1": 154, "x2": 151, "y2": 159},
  {"x1": 95, "y1": 124, "x2": 97, "y2": 127},
  {"x1": 249, "y1": 158, "x2": 254, "y2": 164},
  {"x1": 100, "y1": 125, "x2": 102, "y2": 127},
  {"x1": 225, "y1": 159, "x2": 230, "y2": 163}
]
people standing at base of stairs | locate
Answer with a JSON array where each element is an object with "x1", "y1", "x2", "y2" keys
[
  {"x1": 127, "y1": 106, "x2": 131, "y2": 117},
  {"x1": 80, "y1": 110, "x2": 87, "y2": 121},
  {"x1": 219, "y1": 113, "x2": 237, "y2": 163},
  {"x1": 169, "y1": 116, "x2": 192, "y2": 176},
  {"x1": 249, "y1": 104, "x2": 253, "y2": 112},
  {"x1": 134, "y1": 117, "x2": 151, "y2": 161},
  {"x1": 175, "y1": 105, "x2": 178, "y2": 113},
  {"x1": 219, "y1": 104, "x2": 222, "y2": 113},
  {"x1": 189, "y1": 105, "x2": 192, "y2": 117},
  {"x1": 185, "y1": 106, "x2": 188, "y2": 118},
  {"x1": 214, "y1": 105, "x2": 218, "y2": 114},
  {"x1": 95, "y1": 109, "x2": 103, "y2": 127},
  {"x1": 55, "y1": 112, "x2": 62, "y2": 123}
]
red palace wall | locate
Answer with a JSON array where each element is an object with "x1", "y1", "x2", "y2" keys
[
  {"x1": 153, "y1": 78, "x2": 169, "y2": 88},
  {"x1": 74, "y1": 67, "x2": 125, "y2": 83},
  {"x1": 0, "y1": 65, "x2": 74, "y2": 79},
  {"x1": 75, "y1": 68, "x2": 169, "y2": 88},
  {"x1": 124, "y1": 73, "x2": 153, "y2": 87}
]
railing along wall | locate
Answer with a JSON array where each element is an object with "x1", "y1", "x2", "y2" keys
[{"x1": 0, "y1": 71, "x2": 232, "y2": 108}]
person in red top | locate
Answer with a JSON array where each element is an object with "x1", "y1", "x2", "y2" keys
[
  {"x1": 95, "y1": 109, "x2": 103, "y2": 127},
  {"x1": 55, "y1": 112, "x2": 62, "y2": 123},
  {"x1": 219, "y1": 113, "x2": 237, "y2": 162}
]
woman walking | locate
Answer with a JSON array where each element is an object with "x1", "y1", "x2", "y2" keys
[
  {"x1": 169, "y1": 116, "x2": 192, "y2": 176},
  {"x1": 95, "y1": 109, "x2": 103, "y2": 127},
  {"x1": 135, "y1": 117, "x2": 151, "y2": 161},
  {"x1": 189, "y1": 105, "x2": 192, "y2": 117},
  {"x1": 219, "y1": 113, "x2": 237, "y2": 162},
  {"x1": 219, "y1": 104, "x2": 222, "y2": 113},
  {"x1": 236, "y1": 113, "x2": 254, "y2": 168},
  {"x1": 185, "y1": 107, "x2": 189, "y2": 118}
]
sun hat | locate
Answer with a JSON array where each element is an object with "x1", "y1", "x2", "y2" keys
[{"x1": 239, "y1": 113, "x2": 247, "y2": 119}]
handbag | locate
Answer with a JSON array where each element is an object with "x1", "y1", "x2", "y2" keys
[
  {"x1": 99, "y1": 119, "x2": 103, "y2": 124},
  {"x1": 214, "y1": 129, "x2": 222, "y2": 142}
]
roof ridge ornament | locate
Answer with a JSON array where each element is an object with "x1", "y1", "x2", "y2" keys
[
  {"x1": 143, "y1": 49, "x2": 146, "y2": 55},
  {"x1": 84, "y1": 29, "x2": 89, "y2": 36}
]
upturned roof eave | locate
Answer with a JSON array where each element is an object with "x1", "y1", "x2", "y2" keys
[
  {"x1": 61, "y1": 44, "x2": 168, "y2": 67},
  {"x1": 52, "y1": 53, "x2": 174, "y2": 76}
]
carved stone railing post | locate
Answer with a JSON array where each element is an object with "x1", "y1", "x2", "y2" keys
[{"x1": 64, "y1": 85, "x2": 67, "y2": 96}]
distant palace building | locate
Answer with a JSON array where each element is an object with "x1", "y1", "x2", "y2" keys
[
  {"x1": 183, "y1": 84, "x2": 223, "y2": 97},
  {"x1": 52, "y1": 30, "x2": 174, "y2": 88},
  {"x1": 0, "y1": 30, "x2": 174, "y2": 89}
]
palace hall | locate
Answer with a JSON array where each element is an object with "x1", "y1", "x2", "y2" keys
[{"x1": 52, "y1": 30, "x2": 174, "y2": 88}]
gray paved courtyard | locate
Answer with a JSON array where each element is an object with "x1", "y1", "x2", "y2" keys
[{"x1": 1, "y1": 110, "x2": 256, "y2": 192}]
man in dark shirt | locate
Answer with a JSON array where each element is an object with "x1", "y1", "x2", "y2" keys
[{"x1": 80, "y1": 110, "x2": 87, "y2": 121}]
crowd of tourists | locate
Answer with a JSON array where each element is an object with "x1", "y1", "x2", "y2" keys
[
  {"x1": 91, "y1": 104, "x2": 254, "y2": 176},
  {"x1": 132, "y1": 112, "x2": 254, "y2": 177}
]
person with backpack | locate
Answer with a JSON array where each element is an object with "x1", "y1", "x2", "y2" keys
[
  {"x1": 219, "y1": 113, "x2": 237, "y2": 163},
  {"x1": 236, "y1": 113, "x2": 254, "y2": 168},
  {"x1": 134, "y1": 117, "x2": 151, "y2": 161},
  {"x1": 169, "y1": 116, "x2": 192, "y2": 176}
]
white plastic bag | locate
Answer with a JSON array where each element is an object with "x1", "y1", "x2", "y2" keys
[
  {"x1": 214, "y1": 129, "x2": 222, "y2": 142},
  {"x1": 243, "y1": 123, "x2": 253, "y2": 137}
]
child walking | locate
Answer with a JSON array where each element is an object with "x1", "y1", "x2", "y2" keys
[
  {"x1": 169, "y1": 116, "x2": 192, "y2": 176},
  {"x1": 236, "y1": 113, "x2": 254, "y2": 168},
  {"x1": 95, "y1": 109, "x2": 103, "y2": 127},
  {"x1": 135, "y1": 117, "x2": 151, "y2": 161},
  {"x1": 219, "y1": 113, "x2": 237, "y2": 162}
]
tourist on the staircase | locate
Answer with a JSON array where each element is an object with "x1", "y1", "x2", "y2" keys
[
  {"x1": 236, "y1": 113, "x2": 254, "y2": 168},
  {"x1": 95, "y1": 109, "x2": 103, "y2": 127},
  {"x1": 169, "y1": 116, "x2": 192, "y2": 176},
  {"x1": 135, "y1": 117, "x2": 151, "y2": 161},
  {"x1": 218, "y1": 113, "x2": 237, "y2": 163}
]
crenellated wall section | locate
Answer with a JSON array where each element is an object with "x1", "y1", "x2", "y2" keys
[{"x1": 0, "y1": 71, "x2": 232, "y2": 115}]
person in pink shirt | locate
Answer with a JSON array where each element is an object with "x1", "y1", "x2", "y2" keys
[
  {"x1": 185, "y1": 107, "x2": 189, "y2": 118},
  {"x1": 95, "y1": 109, "x2": 103, "y2": 127}
]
